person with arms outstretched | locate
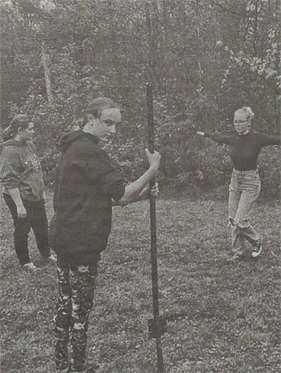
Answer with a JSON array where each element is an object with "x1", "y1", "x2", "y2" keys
[{"x1": 197, "y1": 106, "x2": 280, "y2": 260}]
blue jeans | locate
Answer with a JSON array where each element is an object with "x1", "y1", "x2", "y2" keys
[{"x1": 228, "y1": 169, "x2": 261, "y2": 253}]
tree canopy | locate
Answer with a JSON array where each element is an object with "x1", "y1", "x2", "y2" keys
[{"x1": 1, "y1": 0, "x2": 280, "y2": 193}]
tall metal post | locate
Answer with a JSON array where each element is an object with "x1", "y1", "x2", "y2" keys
[{"x1": 146, "y1": 82, "x2": 165, "y2": 372}]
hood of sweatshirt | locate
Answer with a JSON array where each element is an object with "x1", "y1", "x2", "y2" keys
[{"x1": 59, "y1": 130, "x2": 99, "y2": 153}]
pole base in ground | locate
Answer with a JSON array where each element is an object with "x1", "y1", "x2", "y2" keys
[{"x1": 148, "y1": 317, "x2": 167, "y2": 339}]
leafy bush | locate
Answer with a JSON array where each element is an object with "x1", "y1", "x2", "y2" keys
[{"x1": 258, "y1": 147, "x2": 280, "y2": 199}]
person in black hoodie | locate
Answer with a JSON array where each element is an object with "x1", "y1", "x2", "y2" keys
[
  {"x1": 53, "y1": 97, "x2": 161, "y2": 372},
  {"x1": 0, "y1": 114, "x2": 56, "y2": 272}
]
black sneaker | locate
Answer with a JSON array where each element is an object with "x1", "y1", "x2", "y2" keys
[
  {"x1": 85, "y1": 366, "x2": 99, "y2": 373},
  {"x1": 227, "y1": 253, "x2": 242, "y2": 262},
  {"x1": 55, "y1": 366, "x2": 70, "y2": 373},
  {"x1": 227, "y1": 247, "x2": 244, "y2": 262},
  {"x1": 70, "y1": 363, "x2": 99, "y2": 373},
  {"x1": 252, "y1": 242, "x2": 263, "y2": 258},
  {"x1": 46, "y1": 253, "x2": 57, "y2": 264}
]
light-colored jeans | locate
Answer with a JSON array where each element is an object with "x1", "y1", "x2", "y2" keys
[{"x1": 228, "y1": 169, "x2": 261, "y2": 253}]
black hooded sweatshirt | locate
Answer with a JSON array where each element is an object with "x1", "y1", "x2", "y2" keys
[{"x1": 53, "y1": 130, "x2": 125, "y2": 265}]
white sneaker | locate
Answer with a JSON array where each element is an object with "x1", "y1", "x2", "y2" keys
[
  {"x1": 46, "y1": 254, "x2": 57, "y2": 264},
  {"x1": 252, "y1": 243, "x2": 263, "y2": 258},
  {"x1": 22, "y1": 262, "x2": 40, "y2": 272}
]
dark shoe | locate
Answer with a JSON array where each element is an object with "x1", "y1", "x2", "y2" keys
[
  {"x1": 85, "y1": 365, "x2": 99, "y2": 373},
  {"x1": 46, "y1": 253, "x2": 57, "y2": 264},
  {"x1": 42, "y1": 253, "x2": 57, "y2": 264},
  {"x1": 227, "y1": 251, "x2": 243, "y2": 262},
  {"x1": 55, "y1": 341, "x2": 69, "y2": 372},
  {"x1": 70, "y1": 363, "x2": 99, "y2": 372},
  {"x1": 56, "y1": 366, "x2": 70, "y2": 373}
]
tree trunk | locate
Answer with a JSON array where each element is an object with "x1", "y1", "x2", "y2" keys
[
  {"x1": 162, "y1": 0, "x2": 169, "y2": 46},
  {"x1": 41, "y1": 42, "x2": 53, "y2": 104},
  {"x1": 275, "y1": 43, "x2": 280, "y2": 129},
  {"x1": 196, "y1": 0, "x2": 203, "y2": 87},
  {"x1": 253, "y1": 0, "x2": 259, "y2": 55}
]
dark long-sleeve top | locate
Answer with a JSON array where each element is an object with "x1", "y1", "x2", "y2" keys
[{"x1": 205, "y1": 130, "x2": 280, "y2": 171}]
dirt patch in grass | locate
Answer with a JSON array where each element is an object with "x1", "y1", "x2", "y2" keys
[{"x1": 1, "y1": 193, "x2": 280, "y2": 372}]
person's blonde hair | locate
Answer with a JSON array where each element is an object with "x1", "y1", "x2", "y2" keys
[
  {"x1": 86, "y1": 97, "x2": 119, "y2": 118},
  {"x1": 234, "y1": 106, "x2": 255, "y2": 121},
  {"x1": 81, "y1": 97, "x2": 119, "y2": 127}
]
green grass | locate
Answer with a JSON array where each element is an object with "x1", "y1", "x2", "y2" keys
[{"x1": 0, "y1": 192, "x2": 280, "y2": 373}]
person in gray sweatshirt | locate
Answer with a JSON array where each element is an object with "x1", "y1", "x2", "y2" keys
[{"x1": 0, "y1": 114, "x2": 56, "y2": 272}]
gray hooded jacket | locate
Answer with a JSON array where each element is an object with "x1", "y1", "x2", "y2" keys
[{"x1": 0, "y1": 139, "x2": 45, "y2": 201}]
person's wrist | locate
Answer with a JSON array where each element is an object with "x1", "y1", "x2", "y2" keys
[
  {"x1": 149, "y1": 164, "x2": 158, "y2": 173},
  {"x1": 197, "y1": 131, "x2": 205, "y2": 137}
]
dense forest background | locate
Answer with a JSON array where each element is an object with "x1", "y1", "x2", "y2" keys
[{"x1": 1, "y1": 0, "x2": 280, "y2": 196}]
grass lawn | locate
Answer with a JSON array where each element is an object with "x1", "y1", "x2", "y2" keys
[{"x1": 0, "y1": 191, "x2": 280, "y2": 373}]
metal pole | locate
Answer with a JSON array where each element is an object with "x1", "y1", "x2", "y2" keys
[{"x1": 146, "y1": 82, "x2": 165, "y2": 372}]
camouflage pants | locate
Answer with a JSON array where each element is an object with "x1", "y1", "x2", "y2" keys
[{"x1": 54, "y1": 259, "x2": 98, "y2": 371}]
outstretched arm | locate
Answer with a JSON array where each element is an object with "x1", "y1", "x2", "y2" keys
[
  {"x1": 113, "y1": 182, "x2": 159, "y2": 206},
  {"x1": 116, "y1": 150, "x2": 160, "y2": 205},
  {"x1": 93, "y1": 147, "x2": 160, "y2": 207},
  {"x1": 197, "y1": 131, "x2": 233, "y2": 145},
  {"x1": 259, "y1": 133, "x2": 281, "y2": 147}
]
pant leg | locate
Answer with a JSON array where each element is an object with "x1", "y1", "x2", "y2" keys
[
  {"x1": 3, "y1": 193, "x2": 31, "y2": 265},
  {"x1": 27, "y1": 200, "x2": 50, "y2": 258},
  {"x1": 234, "y1": 186, "x2": 261, "y2": 247},
  {"x1": 228, "y1": 179, "x2": 245, "y2": 253},
  {"x1": 54, "y1": 260, "x2": 72, "y2": 370},
  {"x1": 70, "y1": 262, "x2": 98, "y2": 371}
]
